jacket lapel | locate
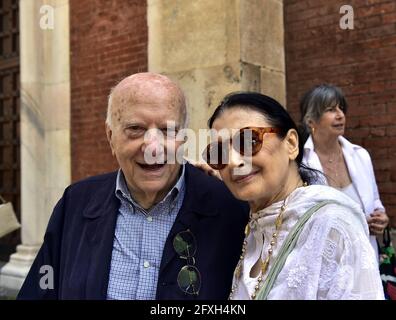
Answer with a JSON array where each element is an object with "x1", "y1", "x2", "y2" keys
[
  {"x1": 74, "y1": 166, "x2": 219, "y2": 299},
  {"x1": 81, "y1": 173, "x2": 120, "y2": 299}
]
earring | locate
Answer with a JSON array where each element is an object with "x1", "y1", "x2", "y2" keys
[{"x1": 311, "y1": 127, "x2": 315, "y2": 135}]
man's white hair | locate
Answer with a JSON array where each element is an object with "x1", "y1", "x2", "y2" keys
[{"x1": 105, "y1": 88, "x2": 115, "y2": 128}]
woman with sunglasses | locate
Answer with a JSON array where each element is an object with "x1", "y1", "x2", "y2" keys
[
  {"x1": 300, "y1": 84, "x2": 389, "y2": 262},
  {"x1": 202, "y1": 92, "x2": 383, "y2": 300}
]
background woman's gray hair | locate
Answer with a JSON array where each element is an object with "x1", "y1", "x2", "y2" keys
[{"x1": 299, "y1": 84, "x2": 348, "y2": 134}]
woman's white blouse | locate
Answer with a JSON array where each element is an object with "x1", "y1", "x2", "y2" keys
[
  {"x1": 339, "y1": 183, "x2": 364, "y2": 210},
  {"x1": 230, "y1": 185, "x2": 384, "y2": 300},
  {"x1": 302, "y1": 135, "x2": 385, "y2": 258}
]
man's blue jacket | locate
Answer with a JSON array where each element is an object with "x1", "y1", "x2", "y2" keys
[{"x1": 17, "y1": 163, "x2": 249, "y2": 300}]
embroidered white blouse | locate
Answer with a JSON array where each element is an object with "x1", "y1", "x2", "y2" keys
[{"x1": 230, "y1": 185, "x2": 384, "y2": 300}]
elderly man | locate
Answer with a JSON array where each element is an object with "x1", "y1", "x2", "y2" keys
[{"x1": 17, "y1": 73, "x2": 249, "y2": 300}]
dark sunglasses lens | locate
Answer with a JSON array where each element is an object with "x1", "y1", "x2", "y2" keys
[
  {"x1": 177, "y1": 265, "x2": 201, "y2": 295},
  {"x1": 203, "y1": 142, "x2": 228, "y2": 170},
  {"x1": 173, "y1": 231, "x2": 197, "y2": 257},
  {"x1": 233, "y1": 129, "x2": 262, "y2": 156}
]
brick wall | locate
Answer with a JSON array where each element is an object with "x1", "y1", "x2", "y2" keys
[
  {"x1": 70, "y1": 0, "x2": 148, "y2": 182},
  {"x1": 284, "y1": 0, "x2": 396, "y2": 226}
]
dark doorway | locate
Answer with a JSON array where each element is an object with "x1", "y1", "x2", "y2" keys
[{"x1": 0, "y1": 0, "x2": 20, "y2": 262}]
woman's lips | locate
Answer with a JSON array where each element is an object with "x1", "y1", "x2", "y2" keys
[{"x1": 232, "y1": 170, "x2": 259, "y2": 183}]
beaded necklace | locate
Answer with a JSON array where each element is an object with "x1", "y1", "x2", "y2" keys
[
  {"x1": 229, "y1": 182, "x2": 308, "y2": 300},
  {"x1": 229, "y1": 198, "x2": 287, "y2": 300}
]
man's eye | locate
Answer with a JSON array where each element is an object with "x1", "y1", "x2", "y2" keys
[
  {"x1": 126, "y1": 126, "x2": 145, "y2": 136},
  {"x1": 130, "y1": 126, "x2": 144, "y2": 132}
]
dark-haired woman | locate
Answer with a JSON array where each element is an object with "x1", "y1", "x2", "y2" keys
[
  {"x1": 202, "y1": 91, "x2": 383, "y2": 299},
  {"x1": 300, "y1": 84, "x2": 388, "y2": 261}
]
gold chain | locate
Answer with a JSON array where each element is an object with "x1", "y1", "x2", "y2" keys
[
  {"x1": 316, "y1": 145, "x2": 342, "y2": 164},
  {"x1": 319, "y1": 150, "x2": 350, "y2": 188},
  {"x1": 229, "y1": 181, "x2": 308, "y2": 300},
  {"x1": 229, "y1": 198, "x2": 287, "y2": 300}
]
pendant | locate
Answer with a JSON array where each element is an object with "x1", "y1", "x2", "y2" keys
[
  {"x1": 245, "y1": 224, "x2": 250, "y2": 236},
  {"x1": 261, "y1": 256, "x2": 270, "y2": 274},
  {"x1": 235, "y1": 261, "x2": 243, "y2": 279},
  {"x1": 275, "y1": 214, "x2": 283, "y2": 229}
]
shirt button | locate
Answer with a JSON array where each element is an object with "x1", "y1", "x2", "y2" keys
[
  {"x1": 143, "y1": 261, "x2": 150, "y2": 268},
  {"x1": 147, "y1": 216, "x2": 153, "y2": 222}
]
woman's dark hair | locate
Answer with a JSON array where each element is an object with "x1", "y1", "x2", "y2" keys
[
  {"x1": 208, "y1": 91, "x2": 322, "y2": 184},
  {"x1": 299, "y1": 84, "x2": 348, "y2": 144}
]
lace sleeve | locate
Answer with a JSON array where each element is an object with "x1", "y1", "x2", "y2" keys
[
  {"x1": 315, "y1": 206, "x2": 384, "y2": 300},
  {"x1": 268, "y1": 203, "x2": 384, "y2": 300}
]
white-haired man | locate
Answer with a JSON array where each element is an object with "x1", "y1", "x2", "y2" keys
[{"x1": 18, "y1": 73, "x2": 249, "y2": 300}]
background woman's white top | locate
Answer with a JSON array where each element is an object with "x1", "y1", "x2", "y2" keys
[
  {"x1": 303, "y1": 135, "x2": 385, "y2": 259},
  {"x1": 230, "y1": 185, "x2": 384, "y2": 300}
]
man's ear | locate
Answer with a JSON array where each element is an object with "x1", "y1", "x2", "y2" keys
[
  {"x1": 105, "y1": 123, "x2": 116, "y2": 157},
  {"x1": 285, "y1": 128, "x2": 299, "y2": 161}
]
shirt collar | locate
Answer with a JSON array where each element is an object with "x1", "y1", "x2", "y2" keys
[
  {"x1": 304, "y1": 134, "x2": 315, "y2": 152},
  {"x1": 338, "y1": 135, "x2": 361, "y2": 155},
  {"x1": 115, "y1": 164, "x2": 186, "y2": 215},
  {"x1": 304, "y1": 134, "x2": 360, "y2": 156}
]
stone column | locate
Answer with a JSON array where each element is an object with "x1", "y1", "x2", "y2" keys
[
  {"x1": 240, "y1": 0, "x2": 286, "y2": 107},
  {"x1": 148, "y1": 0, "x2": 286, "y2": 161},
  {"x1": 0, "y1": 0, "x2": 71, "y2": 295}
]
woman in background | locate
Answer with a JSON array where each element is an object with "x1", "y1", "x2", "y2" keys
[{"x1": 300, "y1": 84, "x2": 389, "y2": 260}]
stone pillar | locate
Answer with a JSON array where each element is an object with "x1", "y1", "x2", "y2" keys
[
  {"x1": 0, "y1": 0, "x2": 71, "y2": 295},
  {"x1": 240, "y1": 0, "x2": 286, "y2": 107},
  {"x1": 148, "y1": 0, "x2": 286, "y2": 161}
]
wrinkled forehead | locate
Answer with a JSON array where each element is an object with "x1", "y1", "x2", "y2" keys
[{"x1": 112, "y1": 77, "x2": 185, "y2": 111}]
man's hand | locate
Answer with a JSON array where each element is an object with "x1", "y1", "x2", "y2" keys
[{"x1": 367, "y1": 210, "x2": 389, "y2": 236}]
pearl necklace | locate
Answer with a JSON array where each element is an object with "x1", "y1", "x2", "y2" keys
[{"x1": 229, "y1": 198, "x2": 287, "y2": 300}]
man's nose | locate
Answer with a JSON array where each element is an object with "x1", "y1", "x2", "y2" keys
[{"x1": 142, "y1": 130, "x2": 165, "y2": 158}]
